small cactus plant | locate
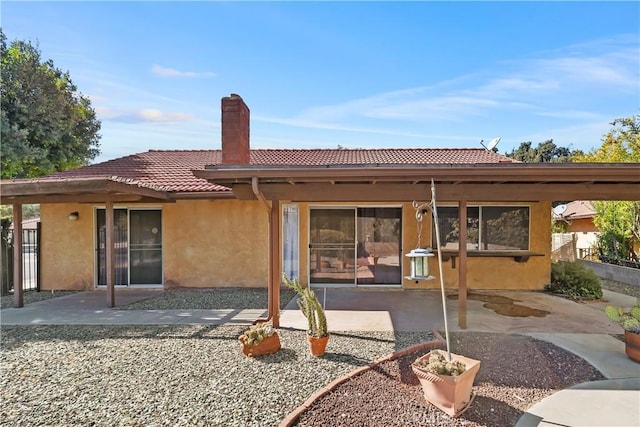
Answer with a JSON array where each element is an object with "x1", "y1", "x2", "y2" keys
[
  {"x1": 283, "y1": 273, "x2": 328, "y2": 338},
  {"x1": 239, "y1": 321, "x2": 276, "y2": 346},
  {"x1": 604, "y1": 298, "x2": 640, "y2": 333},
  {"x1": 414, "y1": 350, "x2": 467, "y2": 376}
]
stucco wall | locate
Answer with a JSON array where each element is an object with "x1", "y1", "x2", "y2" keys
[
  {"x1": 40, "y1": 200, "x2": 268, "y2": 290},
  {"x1": 40, "y1": 204, "x2": 95, "y2": 290},
  {"x1": 40, "y1": 199, "x2": 551, "y2": 291},
  {"x1": 163, "y1": 200, "x2": 268, "y2": 287}
]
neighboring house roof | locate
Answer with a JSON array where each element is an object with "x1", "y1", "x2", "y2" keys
[
  {"x1": 553, "y1": 200, "x2": 596, "y2": 221},
  {"x1": 564, "y1": 200, "x2": 596, "y2": 220},
  {"x1": 41, "y1": 148, "x2": 516, "y2": 193}
]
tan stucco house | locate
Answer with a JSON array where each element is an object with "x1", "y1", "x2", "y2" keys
[{"x1": 2, "y1": 94, "x2": 639, "y2": 326}]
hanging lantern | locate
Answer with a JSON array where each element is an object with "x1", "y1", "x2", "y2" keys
[{"x1": 405, "y1": 247, "x2": 435, "y2": 281}]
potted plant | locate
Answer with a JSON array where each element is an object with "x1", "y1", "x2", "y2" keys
[
  {"x1": 283, "y1": 273, "x2": 329, "y2": 356},
  {"x1": 604, "y1": 298, "x2": 640, "y2": 363},
  {"x1": 411, "y1": 349, "x2": 481, "y2": 417},
  {"x1": 238, "y1": 320, "x2": 281, "y2": 357},
  {"x1": 408, "y1": 182, "x2": 481, "y2": 417}
]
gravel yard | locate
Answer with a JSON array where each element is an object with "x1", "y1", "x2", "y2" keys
[
  {"x1": 1, "y1": 279, "x2": 636, "y2": 426},
  {"x1": 1, "y1": 326, "x2": 433, "y2": 427}
]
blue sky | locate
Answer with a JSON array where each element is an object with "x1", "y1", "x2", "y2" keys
[{"x1": 3, "y1": 1, "x2": 639, "y2": 163}]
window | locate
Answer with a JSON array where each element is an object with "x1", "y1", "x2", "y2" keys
[{"x1": 434, "y1": 206, "x2": 529, "y2": 251}]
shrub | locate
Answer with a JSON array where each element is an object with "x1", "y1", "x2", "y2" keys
[{"x1": 545, "y1": 261, "x2": 603, "y2": 300}]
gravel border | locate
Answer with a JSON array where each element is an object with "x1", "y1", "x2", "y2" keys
[
  {"x1": 117, "y1": 288, "x2": 298, "y2": 310},
  {"x1": 291, "y1": 332, "x2": 606, "y2": 427},
  {"x1": 600, "y1": 278, "x2": 640, "y2": 299}
]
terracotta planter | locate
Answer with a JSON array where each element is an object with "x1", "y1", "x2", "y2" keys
[
  {"x1": 306, "y1": 333, "x2": 330, "y2": 357},
  {"x1": 624, "y1": 330, "x2": 640, "y2": 363},
  {"x1": 239, "y1": 332, "x2": 281, "y2": 357},
  {"x1": 411, "y1": 350, "x2": 481, "y2": 417}
]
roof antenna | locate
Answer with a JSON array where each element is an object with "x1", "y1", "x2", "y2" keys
[{"x1": 480, "y1": 137, "x2": 501, "y2": 152}]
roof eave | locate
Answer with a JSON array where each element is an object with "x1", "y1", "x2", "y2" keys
[
  {"x1": 195, "y1": 163, "x2": 640, "y2": 184},
  {"x1": 0, "y1": 177, "x2": 174, "y2": 204}
]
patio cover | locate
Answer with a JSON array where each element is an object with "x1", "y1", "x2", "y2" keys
[
  {"x1": 1, "y1": 163, "x2": 638, "y2": 326},
  {"x1": 0, "y1": 176, "x2": 175, "y2": 309},
  {"x1": 195, "y1": 162, "x2": 640, "y2": 328}
]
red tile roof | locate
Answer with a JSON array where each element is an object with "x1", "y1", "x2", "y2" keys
[{"x1": 48, "y1": 148, "x2": 517, "y2": 193}]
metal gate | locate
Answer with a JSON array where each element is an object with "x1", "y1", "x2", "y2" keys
[{"x1": 0, "y1": 224, "x2": 41, "y2": 295}]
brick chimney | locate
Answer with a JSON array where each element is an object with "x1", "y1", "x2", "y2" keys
[{"x1": 221, "y1": 94, "x2": 250, "y2": 164}]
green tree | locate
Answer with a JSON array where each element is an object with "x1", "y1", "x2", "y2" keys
[
  {"x1": 574, "y1": 115, "x2": 640, "y2": 163},
  {"x1": 575, "y1": 115, "x2": 640, "y2": 262},
  {"x1": 1, "y1": 29, "x2": 101, "y2": 179},
  {"x1": 505, "y1": 139, "x2": 577, "y2": 163}
]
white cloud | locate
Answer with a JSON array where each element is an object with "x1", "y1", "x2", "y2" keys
[
  {"x1": 265, "y1": 34, "x2": 637, "y2": 131},
  {"x1": 104, "y1": 108, "x2": 194, "y2": 125},
  {"x1": 138, "y1": 109, "x2": 193, "y2": 123},
  {"x1": 151, "y1": 65, "x2": 216, "y2": 78}
]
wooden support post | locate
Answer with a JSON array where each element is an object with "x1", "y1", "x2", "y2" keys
[
  {"x1": 12, "y1": 204, "x2": 23, "y2": 308},
  {"x1": 270, "y1": 199, "x2": 281, "y2": 327},
  {"x1": 458, "y1": 200, "x2": 467, "y2": 329},
  {"x1": 105, "y1": 201, "x2": 115, "y2": 308}
]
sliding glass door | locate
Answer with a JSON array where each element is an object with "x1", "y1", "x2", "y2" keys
[
  {"x1": 357, "y1": 207, "x2": 402, "y2": 285},
  {"x1": 309, "y1": 208, "x2": 356, "y2": 285},
  {"x1": 96, "y1": 209, "x2": 162, "y2": 286},
  {"x1": 129, "y1": 210, "x2": 162, "y2": 284},
  {"x1": 309, "y1": 207, "x2": 402, "y2": 287}
]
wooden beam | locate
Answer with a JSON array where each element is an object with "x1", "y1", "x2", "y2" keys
[
  {"x1": 240, "y1": 183, "x2": 640, "y2": 202},
  {"x1": 105, "y1": 201, "x2": 115, "y2": 308},
  {"x1": 438, "y1": 183, "x2": 640, "y2": 201},
  {"x1": 458, "y1": 201, "x2": 467, "y2": 329},
  {"x1": 105, "y1": 181, "x2": 173, "y2": 200},
  {"x1": 0, "y1": 177, "x2": 172, "y2": 201},
  {"x1": 231, "y1": 184, "x2": 258, "y2": 200},
  {"x1": 270, "y1": 199, "x2": 281, "y2": 327},
  {"x1": 1, "y1": 194, "x2": 146, "y2": 204},
  {"x1": 12, "y1": 204, "x2": 23, "y2": 308},
  {"x1": 196, "y1": 163, "x2": 640, "y2": 184}
]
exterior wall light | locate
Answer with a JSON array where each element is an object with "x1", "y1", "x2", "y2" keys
[
  {"x1": 405, "y1": 247, "x2": 435, "y2": 281},
  {"x1": 68, "y1": 211, "x2": 79, "y2": 221}
]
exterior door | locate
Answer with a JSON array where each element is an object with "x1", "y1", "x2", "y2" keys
[
  {"x1": 356, "y1": 207, "x2": 402, "y2": 285},
  {"x1": 309, "y1": 208, "x2": 356, "y2": 286},
  {"x1": 96, "y1": 209, "x2": 162, "y2": 286},
  {"x1": 129, "y1": 210, "x2": 162, "y2": 285}
]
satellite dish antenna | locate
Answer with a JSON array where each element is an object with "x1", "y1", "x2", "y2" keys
[
  {"x1": 552, "y1": 204, "x2": 568, "y2": 217},
  {"x1": 480, "y1": 137, "x2": 501, "y2": 151}
]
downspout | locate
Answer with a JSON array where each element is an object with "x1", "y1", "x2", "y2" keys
[
  {"x1": 252, "y1": 176, "x2": 271, "y2": 214},
  {"x1": 252, "y1": 177, "x2": 279, "y2": 326}
]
